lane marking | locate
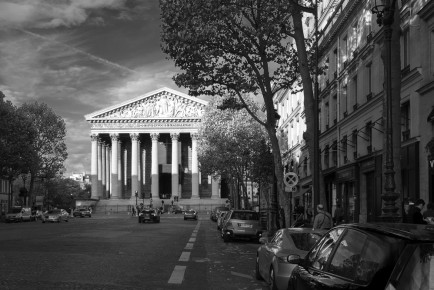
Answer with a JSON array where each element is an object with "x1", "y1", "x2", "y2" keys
[
  {"x1": 188, "y1": 237, "x2": 196, "y2": 243},
  {"x1": 168, "y1": 265, "x2": 186, "y2": 284},
  {"x1": 185, "y1": 243, "x2": 194, "y2": 250},
  {"x1": 231, "y1": 271, "x2": 253, "y2": 279},
  {"x1": 179, "y1": 251, "x2": 191, "y2": 262},
  {"x1": 191, "y1": 232, "x2": 197, "y2": 237}
]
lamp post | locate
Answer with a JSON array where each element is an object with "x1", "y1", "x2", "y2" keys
[{"x1": 371, "y1": 0, "x2": 400, "y2": 221}]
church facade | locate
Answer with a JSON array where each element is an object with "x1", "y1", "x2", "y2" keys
[{"x1": 85, "y1": 87, "x2": 227, "y2": 209}]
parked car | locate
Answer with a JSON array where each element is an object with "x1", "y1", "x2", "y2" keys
[
  {"x1": 256, "y1": 228, "x2": 326, "y2": 290},
  {"x1": 211, "y1": 206, "x2": 229, "y2": 222},
  {"x1": 184, "y1": 209, "x2": 198, "y2": 220},
  {"x1": 217, "y1": 211, "x2": 229, "y2": 230},
  {"x1": 138, "y1": 208, "x2": 160, "y2": 223},
  {"x1": 5, "y1": 207, "x2": 23, "y2": 223},
  {"x1": 221, "y1": 210, "x2": 263, "y2": 243},
  {"x1": 42, "y1": 209, "x2": 69, "y2": 223},
  {"x1": 73, "y1": 208, "x2": 92, "y2": 218},
  {"x1": 20, "y1": 207, "x2": 36, "y2": 222},
  {"x1": 286, "y1": 223, "x2": 434, "y2": 290},
  {"x1": 171, "y1": 205, "x2": 184, "y2": 214}
]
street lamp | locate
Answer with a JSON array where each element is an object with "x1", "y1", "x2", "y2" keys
[{"x1": 371, "y1": 0, "x2": 400, "y2": 221}]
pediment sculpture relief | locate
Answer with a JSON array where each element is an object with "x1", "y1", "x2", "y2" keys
[{"x1": 102, "y1": 94, "x2": 205, "y2": 119}]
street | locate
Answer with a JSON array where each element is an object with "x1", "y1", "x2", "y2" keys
[{"x1": 0, "y1": 213, "x2": 267, "y2": 290}]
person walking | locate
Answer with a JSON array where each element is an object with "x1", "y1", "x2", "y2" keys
[
  {"x1": 423, "y1": 202, "x2": 434, "y2": 224},
  {"x1": 313, "y1": 204, "x2": 333, "y2": 230},
  {"x1": 407, "y1": 199, "x2": 427, "y2": 224}
]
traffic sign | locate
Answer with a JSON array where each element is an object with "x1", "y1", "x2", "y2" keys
[
  {"x1": 284, "y1": 172, "x2": 299, "y2": 187},
  {"x1": 285, "y1": 186, "x2": 297, "y2": 192}
]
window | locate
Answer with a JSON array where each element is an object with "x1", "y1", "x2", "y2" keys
[
  {"x1": 308, "y1": 228, "x2": 344, "y2": 270},
  {"x1": 342, "y1": 135, "x2": 348, "y2": 162},
  {"x1": 289, "y1": 232, "x2": 324, "y2": 252},
  {"x1": 352, "y1": 130, "x2": 358, "y2": 157},
  {"x1": 366, "y1": 122, "x2": 372, "y2": 149},
  {"x1": 401, "y1": 101, "x2": 410, "y2": 141},
  {"x1": 329, "y1": 229, "x2": 368, "y2": 280},
  {"x1": 353, "y1": 75, "x2": 358, "y2": 109},
  {"x1": 332, "y1": 141, "x2": 337, "y2": 166},
  {"x1": 324, "y1": 145, "x2": 330, "y2": 169},
  {"x1": 271, "y1": 230, "x2": 283, "y2": 246},
  {"x1": 366, "y1": 63, "x2": 372, "y2": 95},
  {"x1": 402, "y1": 28, "x2": 410, "y2": 69}
]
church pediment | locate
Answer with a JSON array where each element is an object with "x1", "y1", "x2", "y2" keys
[{"x1": 85, "y1": 87, "x2": 208, "y2": 121}]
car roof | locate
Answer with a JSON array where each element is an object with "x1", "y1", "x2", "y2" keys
[{"x1": 338, "y1": 223, "x2": 434, "y2": 242}]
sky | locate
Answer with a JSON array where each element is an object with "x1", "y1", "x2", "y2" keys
[{"x1": 0, "y1": 0, "x2": 191, "y2": 177}]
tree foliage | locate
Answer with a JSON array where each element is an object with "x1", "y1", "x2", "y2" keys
[
  {"x1": 18, "y1": 102, "x2": 68, "y2": 198},
  {"x1": 0, "y1": 92, "x2": 37, "y2": 182},
  {"x1": 198, "y1": 96, "x2": 273, "y2": 208},
  {"x1": 160, "y1": 0, "x2": 320, "y2": 231}
]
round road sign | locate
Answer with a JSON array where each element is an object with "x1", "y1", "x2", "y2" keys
[{"x1": 284, "y1": 172, "x2": 299, "y2": 187}]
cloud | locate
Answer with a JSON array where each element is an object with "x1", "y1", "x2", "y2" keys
[{"x1": 0, "y1": 0, "x2": 130, "y2": 29}]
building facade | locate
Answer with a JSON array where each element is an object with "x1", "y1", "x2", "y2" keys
[
  {"x1": 276, "y1": 0, "x2": 434, "y2": 223},
  {"x1": 85, "y1": 87, "x2": 227, "y2": 210}
]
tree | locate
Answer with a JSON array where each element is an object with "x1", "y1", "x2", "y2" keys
[
  {"x1": 17, "y1": 102, "x2": 68, "y2": 204},
  {"x1": 45, "y1": 178, "x2": 81, "y2": 209},
  {"x1": 198, "y1": 96, "x2": 274, "y2": 211},
  {"x1": 160, "y1": 0, "x2": 321, "y2": 231},
  {"x1": 0, "y1": 92, "x2": 37, "y2": 208}
]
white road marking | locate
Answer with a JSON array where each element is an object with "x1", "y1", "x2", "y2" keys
[
  {"x1": 231, "y1": 271, "x2": 253, "y2": 279},
  {"x1": 191, "y1": 232, "x2": 197, "y2": 237},
  {"x1": 168, "y1": 265, "x2": 186, "y2": 284},
  {"x1": 188, "y1": 237, "x2": 196, "y2": 243},
  {"x1": 179, "y1": 251, "x2": 191, "y2": 262},
  {"x1": 185, "y1": 243, "x2": 194, "y2": 250}
]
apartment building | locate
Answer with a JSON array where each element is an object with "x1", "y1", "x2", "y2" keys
[{"x1": 276, "y1": 0, "x2": 434, "y2": 223}]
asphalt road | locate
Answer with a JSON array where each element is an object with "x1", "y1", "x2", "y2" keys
[{"x1": 0, "y1": 212, "x2": 268, "y2": 290}]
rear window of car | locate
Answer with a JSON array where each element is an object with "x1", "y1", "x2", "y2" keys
[
  {"x1": 288, "y1": 232, "x2": 324, "y2": 251},
  {"x1": 230, "y1": 211, "x2": 259, "y2": 220}
]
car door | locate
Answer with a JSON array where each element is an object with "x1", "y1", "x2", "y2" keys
[
  {"x1": 259, "y1": 230, "x2": 283, "y2": 280},
  {"x1": 290, "y1": 228, "x2": 346, "y2": 290}
]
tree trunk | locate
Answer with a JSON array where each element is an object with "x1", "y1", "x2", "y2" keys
[{"x1": 292, "y1": 9, "x2": 327, "y2": 211}]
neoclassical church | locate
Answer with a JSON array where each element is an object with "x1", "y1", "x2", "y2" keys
[{"x1": 85, "y1": 87, "x2": 227, "y2": 210}]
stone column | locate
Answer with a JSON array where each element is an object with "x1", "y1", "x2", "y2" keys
[
  {"x1": 97, "y1": 140, "x2": 103, "y2": 198},
  {"x1": 105, "y1": 145, "x2": 111, "y2": 198},
  {"x1": 191, "y1": 133, "x2": 199, "y2": 199},
  {"x1": 118, "y1": 140, "x2": 122, "y2": 198},
  {"x1": 211, "y1": 176, "x2": 220, "y2": 199},
  {"x1": 151, "y1": 133, "x2": 159, "y2": 198},
  {"x1": 110, "y1": 133, "x2": 120, "y2": 199},
  {"x1": 171, "y1": 133, "x2": 179, "y2": 200},
  {"x1": 137, "y1": 140, "x2": 142, "y2": 199},
  {"x1": 130, "y1": 133, "x2": 139, "y2": 200},
  {"x1": 90, "y1": 134, "x2": 99, "y2": 199},
  {"x1": 101, "y1": 143, "x2": 106, "y2": 198}
]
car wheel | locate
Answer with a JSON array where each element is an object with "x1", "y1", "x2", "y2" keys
[
  {"x1": 269, "y1": 267, "x2": 277, "y2": 290},
  {"x1": 42, "y1": 221, "x2": 45, "y2": 223},
  {"x1": 223, "y1": 233, "x2": 230, "y2": 243},
  {"x1": 184, "y1": 217, "x2": 186, "y2": 220},
  {"x1": 255, "y1": 256, "x2": 262, "y2": 280}
]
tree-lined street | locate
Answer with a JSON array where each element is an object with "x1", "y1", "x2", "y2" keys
[{"x1": 0, "y1": 213, "x2": 266, "y2": 290}]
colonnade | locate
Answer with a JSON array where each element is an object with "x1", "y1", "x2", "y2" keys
[{"x1": 90, "y1": 132, "x2": 219, "y2": 201}]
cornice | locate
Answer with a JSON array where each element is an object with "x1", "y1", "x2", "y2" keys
[{"x1": 416, "y1": 80, "x2": 434, "y2": 96}]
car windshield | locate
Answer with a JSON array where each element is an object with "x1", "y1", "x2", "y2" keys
[
  {"x1": 79, "y1": 209, "x2": 87, "y2": 212},
  {"x1": 230, "y1": 211, "x2": 259, "y2": 221},
  {"x1": 47, "y1": 210, "x2": 60, "y2": 214},
  {"x1": 390, "y1": 243, "x2": 434, "y2": 290}
]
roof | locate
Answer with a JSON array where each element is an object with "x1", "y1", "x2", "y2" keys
[{"x1": 340, "y1": 223, "x2": 434, "y2": 242}]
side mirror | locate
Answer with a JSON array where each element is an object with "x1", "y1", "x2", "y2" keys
[
  {"x1": 259, "y1": 237, "x2": 268, "y2": 244},
  {"x1": 287, "y1": 254, "x2": 302, "y2": 264}
]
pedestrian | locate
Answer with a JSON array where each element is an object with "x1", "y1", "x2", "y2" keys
[
  {"x1": 333, "y1": 204, "x2": 344, "y2": 226},
  {"x1": 403, "y1": 198, "x2": 415, "y2": 223},
  {"x1": 132, "y1": 206, "x2": 136, "y2": 217},
  {"x1": 407, "y1": 199, "x2": 427, "y2": 224},
  {"x1": 313, "y1": 204, "x2": 333, "y2": 230},
  {"x1": 423, "y1": 202, "x2": 434, "y2": 224}
]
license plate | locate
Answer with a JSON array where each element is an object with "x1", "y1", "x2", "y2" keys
[{"x1": 239, "y1": 224, "x2": 252, "y2": 228}]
